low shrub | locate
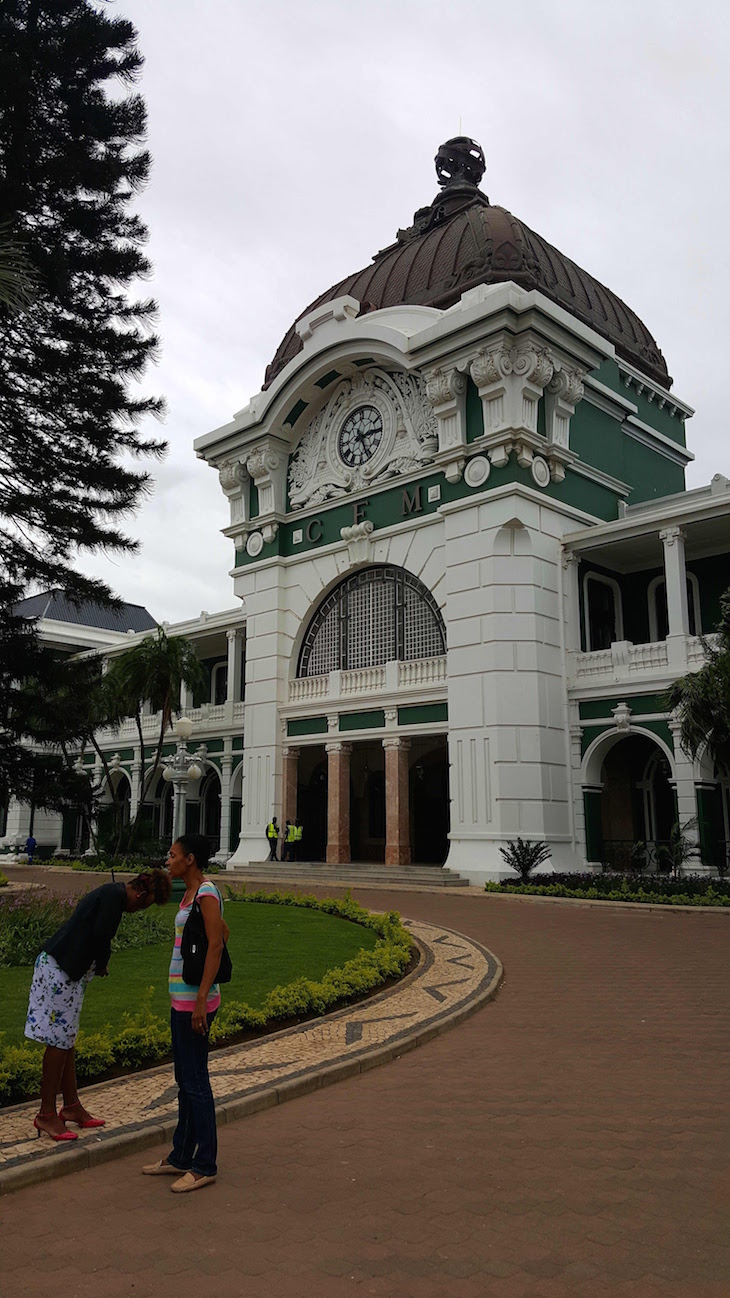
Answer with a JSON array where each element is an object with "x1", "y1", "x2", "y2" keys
[
  {"x1": 0, "y1": 872, "x2": 8, "y2": 888},
  {"x1": 0, "y1": 892, "x2": 413, "y2": 1106},
  {"x1": 0, "y1": 1040, "x2": 42, "y2": 1105},
  {"x1": 0, "y1": 889, "x2": 76, "y2": 967},
  {"x1": 499, "y1": 838, "x2": 551, "y2": 883},
  {"x1": 485, "y1": 875, "x2": 730, "y2": 906}
]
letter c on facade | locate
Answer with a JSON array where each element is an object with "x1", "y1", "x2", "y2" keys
[{"x1": 306, "y1": 518, "x2": 323, "y2": 543}]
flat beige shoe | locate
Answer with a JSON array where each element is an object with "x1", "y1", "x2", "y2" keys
[
  {"x1": 142, "y1": 1159, "x2": 180, "y2": 1176},
  {"x1": 170, "y1": 1172, "x2": 217, "y2": 1193}
]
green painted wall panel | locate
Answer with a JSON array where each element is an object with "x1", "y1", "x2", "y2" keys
[
  {"x1": 583, "y1": 789, "x2": 603, "y2": 861},
  {"x1": 398, "y1": 702, "x2": 448, "y2": 725},
  {"x1": 579, "y1": 694, "x2": 669, "y2": 721},
  {"x1": 339, "y1": 710, "x2": 386, "y2": 731},
  {"x1": 287, "y1": 716, "x2": 328, "y2": 737},
  {"x1": 622, "y1": 436, "x2": 685, "y2": 505}
]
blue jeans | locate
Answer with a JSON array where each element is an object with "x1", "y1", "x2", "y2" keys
[{"x1": 168, "y1": 1008, "x2": 217, "y2": 1177}]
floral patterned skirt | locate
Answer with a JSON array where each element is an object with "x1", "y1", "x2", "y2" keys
[{"x1": 24, "y1": 951, "x2": 92, "y2": 1049}]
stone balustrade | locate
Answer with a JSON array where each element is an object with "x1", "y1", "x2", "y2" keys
[
  {"x1": 288, "y1": 656, "x2": 448, "y2": 706},
  {"x1": 570, "y1": 634, "x2": 717, "y2": 685}
]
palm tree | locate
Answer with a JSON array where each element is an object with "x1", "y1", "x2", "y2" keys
[
  {"x1": 110, "y1": 629, "x2": 206, "y2": 845},
  {"x1": 665, "y1": 590, "x2": 730, "y2": 777}
]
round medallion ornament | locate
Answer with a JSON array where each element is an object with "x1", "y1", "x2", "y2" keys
[
  {"x1": 464, "y1": 455, "x2": 491, "y2": 489},
  {"x1": 531, "y1": 456, "x2": 551, "y2": 489},
  {"x1": 338, "y1": 405, "x2": 383, "y2": 468},
  {"x1": 246, "y1": 530, "x2": 264, "y2": 557}
]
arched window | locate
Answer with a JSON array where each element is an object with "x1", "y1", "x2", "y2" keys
[
  {"x1": 298, "y1": 565, "x2": 446, "y2": 677},
  {"x1": 211, "y1": 662, "x2": 228, "y2": 706},
  {"x1": 583, "y1": 572, "x2": 623, "y2": 651},
  {"x1": 648, "y1": 573, "x2": 701, "y2": 641}
]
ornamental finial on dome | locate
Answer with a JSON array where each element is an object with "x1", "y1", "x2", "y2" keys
[{"x1": 434, "y1": 136, "x2": 486, "y2": 190}]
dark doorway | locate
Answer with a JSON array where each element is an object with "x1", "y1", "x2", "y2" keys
[
  {"x1": 410, "y1": 737, "x2": 449, "y2": 863},
  {"x1": 350, "y1": 741, "x2": 386, "y2": 863},
  {"x1": 599, "y1": 735, "x2": 676, "y2": 869},
  {"x1": 297, "y1": 746, "x2": 328, "y2": 861}
]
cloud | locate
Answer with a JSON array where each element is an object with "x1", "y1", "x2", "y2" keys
[{"x1": 77, "y1": 0, "x2": 730, "y2": 622}]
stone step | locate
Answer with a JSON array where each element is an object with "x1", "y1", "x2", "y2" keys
[{"x1": 224, "y1": 862, "x2": 471, "y2": 888}]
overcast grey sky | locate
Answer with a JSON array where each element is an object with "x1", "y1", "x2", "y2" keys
[{"x1": 84, "y1": 0, "x2": 730, "y2": 623}]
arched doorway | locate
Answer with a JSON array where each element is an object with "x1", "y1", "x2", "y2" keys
[
  {"x1": 596, "y1": 734, "x2": 676, "y2": 870},
  {"x1": 96, "y1": 770, "x2": 131, "y2": 851}
]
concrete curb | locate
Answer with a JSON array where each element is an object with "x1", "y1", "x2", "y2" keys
[{"x1": 0, "y1": 931, "x2": 503, "y2": 1197}]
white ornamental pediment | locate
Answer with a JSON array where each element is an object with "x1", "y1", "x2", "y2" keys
[{"x1": 287, "y1": 368, "x2": 438, "y2": 511}]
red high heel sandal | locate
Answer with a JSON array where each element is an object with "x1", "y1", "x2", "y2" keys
[
  {"x1": 59, "y1": 1106, "x2": 105, "y2": 1129},
  {"x1": 33, "y1": 1115, "x2": 78, "y2": 1142}
]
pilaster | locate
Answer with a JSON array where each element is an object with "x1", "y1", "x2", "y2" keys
[{"x1": 425, "y1": 366, "x2": 468, "y2": 484}]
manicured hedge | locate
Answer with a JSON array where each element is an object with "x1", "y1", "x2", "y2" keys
[
  {"x1": 0, "y1": 890, "x2": 412, "y2": 1106},
  {"x1": 485, "y1": 876, "x2": 730, "y2": 906}
]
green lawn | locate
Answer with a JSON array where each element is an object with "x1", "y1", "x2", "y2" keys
[{"x1": 0, "y1": 901, "x2": 378, "y2": 1048}]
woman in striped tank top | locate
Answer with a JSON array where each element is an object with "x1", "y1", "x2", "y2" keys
[{"x1": 142, "y1": 832, "x2": 226, "y2": 1192}]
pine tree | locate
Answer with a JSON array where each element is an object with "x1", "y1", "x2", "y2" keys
[{"x1": 0, "y1": 1, "x2": 165, "y2": 809}]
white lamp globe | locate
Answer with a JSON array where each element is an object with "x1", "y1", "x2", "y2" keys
[
  {"x1": 187, "y1": 763, "x2": 202, "y2": 781},
  {"x1": 162, "y1": 766, "x2": 173, "y2": 782},
  {"x1": 175, "y1": 717, "x2": 194, "y2": 741}
]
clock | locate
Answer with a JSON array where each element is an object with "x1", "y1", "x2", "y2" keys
[{"x1": 337, "y1": 405, "x2": 383, "y2": 467}]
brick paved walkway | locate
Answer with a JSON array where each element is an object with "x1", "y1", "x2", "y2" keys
[{"x1": 2, "y1": 880, "x2": 729, "y2": 1297}]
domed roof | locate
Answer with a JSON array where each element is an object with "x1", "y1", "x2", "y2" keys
[{"x1": 264, "y1": 137, "x2": 670, "y2": 391}]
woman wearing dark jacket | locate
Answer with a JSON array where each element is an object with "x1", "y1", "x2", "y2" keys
[{"x1": 25, "y1": 869, "x2": 171, "y2": 1141}]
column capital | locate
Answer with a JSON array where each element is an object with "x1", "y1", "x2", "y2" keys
[
  {"x1": 283, "y1": 746, "x2": 301, "y2": 759},
  {"x1": 325, "y1": 741, "x2": 352, "y2": 755},
  {"x1": 425, "y1": 365, "x2": 467, "y2": 409},
  {"x1": 561, "y1": 548, "x2": 580, "y2": 569},
  {"x1": 382, "y1": 736, "x2": 410, "y2": 751},
  {"x1": 659, "y1": 525, "x2": 686, "y2": 547},
  {"x1": 226, "y1": 627, "x2": 241, "y2": 642}
]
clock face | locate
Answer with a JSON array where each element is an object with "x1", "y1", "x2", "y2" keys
[{"x1": 338, "y1": 405, "x2": 383, "y2": 467}]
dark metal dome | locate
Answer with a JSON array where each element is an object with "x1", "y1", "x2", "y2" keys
[{"x1": 264, "y1": 138, "x2": 670, "y2": 391}]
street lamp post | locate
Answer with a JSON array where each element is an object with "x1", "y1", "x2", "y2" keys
[{"x1": 161, "y1": 717, "x2": 206, "y2": 843}]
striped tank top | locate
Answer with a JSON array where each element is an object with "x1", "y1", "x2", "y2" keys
[{"x1": 168, "y1": 880, "x2": 223, "y2": 1013}]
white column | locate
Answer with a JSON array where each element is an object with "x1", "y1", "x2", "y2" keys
[
  {"x1": 226, "y1": 629, "x2": 243, "y2": 703},
  {"x1": 218, "y1": 746, "x2": 233, "y2": 861},
  {"x1": 179, "y1": 681, "x2": 193, "y2": 713},
  {"x1": 660, "y1": 526, "x2": 689, "y2": 670},
  {"x1": 130, "y1": 746, "x2": 142, "y2": 817},
  {"x1": 562, "y1": 550, "x2": 581, "y2": 654},
  {"x1": 668, "y1": 715, "x2": 701, "y2": 852}
]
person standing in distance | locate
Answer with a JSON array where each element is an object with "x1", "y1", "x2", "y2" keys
[{"x1": 266, "y1": 816, "x2": 279, "y2": 861}]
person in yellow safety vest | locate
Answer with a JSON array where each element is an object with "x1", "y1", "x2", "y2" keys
[
  {"x1": 280, "y1": 819, "x2": 296, "y2": 863},
  {"x1": 294, "y1": 821, "x2": 303, "y2": 862},
  {"x1": 266, "y1": 817, "x2": 279, "y2": 861}
]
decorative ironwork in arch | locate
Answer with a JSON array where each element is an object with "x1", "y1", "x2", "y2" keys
[{"x1": 298, "y1": 565, "x2": 446, "y2": 678}]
